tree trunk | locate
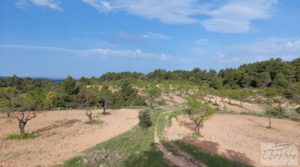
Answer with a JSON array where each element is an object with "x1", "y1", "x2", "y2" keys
[
  {"x1": 195, "y1": 121, "x2": 202, "y2": 135},
  {"x1": 196, "y1": 126, "x2": 200, "y2": 135},
  {"x1": 103, "y1": 107, "x2": 106, "y2": 114},
  {"x1": 87, "y1": 115, "x2": 92, "y2": 122},
  {"x1": 102, "y1": 101, "x2": 107, "y2": 114},
  {"x1": 86, "y1": 109, "x2": 93, "y2": 122},
  {"x1": 240, "y1": 101, "x2": 243, "y2": 108},
  {"x1": 19, "y1": 121, "x2": 25, "y2": 135},
  {"x1": 268, "y1": 116, "x2": 271, "y2": 128},
  {"x1": 228, "y1": 99, "x2": 232, "y2": 105},
  {"x1": 149, "y1": 97, "x2": 154, "y2": 108},
  {"x1": 7, "y1": 111, "x2": 10, "y2": 118}
]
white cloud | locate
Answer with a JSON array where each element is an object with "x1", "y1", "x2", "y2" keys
[
  {"x1": 0, "y1": 44, "x2": 172, "y2": 61},
  {"x1": 82, "y1": 0, "x2": 206, "y2": 24},
  {"x1": 201, "y1": 0, "x2": 277, "y2": 33},
  {"x1": 141, "y1": 32, "x2": 171, "y2": 40},
  {"x1": 81, "y1": 0, "x2": 112, "y2": 12},
  {"x1": 16, "y1": 0, "x2": 62, "y2": 10},
  {"x1": 216, "y1": 38, "x2": 300, "y2": 63},
  {"x1": 79, "y1": 48, "x2": 171, "y2": 60},
  {"x1": 82, "y1": 0, "x2": 277, "y2": 33}
]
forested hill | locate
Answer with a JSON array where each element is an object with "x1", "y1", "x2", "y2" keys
[
  {"x1": 0, "y1": 58, "x2": 299, "y2": 112},
  {"x1": 99, "y1": 58, "x2": 300, "y2": 88},
  {"x1": 1, "y1": 58, "x2": 300, "y2": 90}
]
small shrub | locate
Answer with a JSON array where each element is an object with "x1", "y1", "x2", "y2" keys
[
  {"x1": 266, "y1": 108, "x2": 285, "y2": 118},
  {"x1": 138, "y1": 109, "x2": 152, "y2": 129},
  {"x1": 296, "y1": 107, "x2": 300, "y2": 114}
]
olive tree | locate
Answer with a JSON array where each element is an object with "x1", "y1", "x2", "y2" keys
[
  {"x1": 77, "y1": 86, "x2": 96, "y2": 121},
  {"x1": 146, "y1": 85, "x2": 161, "y2": 108},
  {"x1": 0, "y1": 87, "x2": 17, "y2": 117},
  {"x1": 16, "y1": 110, "x2": 36, "y2": 135},
  {"x1": 0, "y1": 99, "x2": 10, "y2": 117},
  {"x1": 265, "y1": 107, "x2": 285, "y2": 128},
  {"x1": 14, "y1": 92, "x2": 41, "y2": 135},
  {"x1": 184, "y1": 96, "x2": 214, "y2": 135},
  {"x1": 86, "y1": 109, "x2": 93, "y2": 123},
  {"x1": 99, "y1": 85, "x2": 113, "y2": 114},
  {"x1": 230, "y1": 89, "x2": 251, "y2": 108}
]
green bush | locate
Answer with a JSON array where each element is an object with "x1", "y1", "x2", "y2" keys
[
  {"x1": 296, "y1": 107, "x2": 300, "y2": 114},
  {"x1": 138, "y1": 109, "x2": 152, "y2": 129},
  {"x1": 266, "y1": 108, "x2": 285, "y2": 118}
]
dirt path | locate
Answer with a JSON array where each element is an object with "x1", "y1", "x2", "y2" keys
[
  {"x1": 154, "y1": 119, "x2": 205, "y2": 167},
  {"x1": 0, "y1": 109, "x2": 138, "y2": 167},
  {"x1": 155, "y1": 96, "x2": 205, "y2": 167}
]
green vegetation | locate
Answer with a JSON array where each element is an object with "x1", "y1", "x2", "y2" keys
[
  {"x1": 296, "y1": 107, "x2": 300, "y2": 114},
  {"x1": 0, "y1": 58, "x2": 299, "y2": 114},
  {"x1": 138, "y1": 109, "x2": 152, "y2": 129},
  {"x1": 146, "y1": 85, "x2": 162, "y2": 108},
  {"x1": 62, "y1": 109, "x2": 171, "y2": 167},
  {"x1": 265, "y1": 107, "x2": 286, "y2": 128},
  {"x1": 1, "y1": 58, "x2": 299, "y2": 167},
  {"x1": 184, "y1": 96, "x2": 214, "y2": 135},
  {"x1": 6, "y1": 132, "x2": 40, "y2": 140}
]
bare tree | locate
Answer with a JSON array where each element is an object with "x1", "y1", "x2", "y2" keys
[
  {"x1": 16, "y1": 111, "x2": 36, "y2": 135},
  {"x1": 214, "y1": 98, "x2": 218, "y2": 106},
  {"x1": 99, "y1": 86, "x2": 113, "y2": 114},
  {"x1": 86, "y1": 108, "x2": 93, "y2": 122},
  {"x1": 100, "y1": 99, "x2": 107, "y2": 114}
]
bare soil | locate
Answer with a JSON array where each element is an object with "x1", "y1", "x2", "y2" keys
[
  {"x1": 0, "y1": 109, "x2": 138, "y2": 167},
  {"x1": 162, "y1": 94, "x2": 186, "y2": 107},
  {"x1": 203, "y1": 95, "x2": 266, "y2": 113},
  {"x1": 166, "y1": 114, "x2": 300, "y2": 167},
  {"x1": 154, "y1": 115, "x2": 205, "y2": 167}
]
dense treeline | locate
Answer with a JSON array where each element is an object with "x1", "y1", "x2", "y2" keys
[
  {"x1": 0, "y1": 76, "x2": 145, "y2": 114},
  {"x1": 99, "y1": 58, "x2": 300, "y2": 89},
  {"x1": 0, "y1": 58, "x2": 299, "y2": 113},
  {"x1": 99, "y1": 58, "x2": 300, "y2": 99}
]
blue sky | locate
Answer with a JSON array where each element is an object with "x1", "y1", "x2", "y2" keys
[{"x1": 0, "y1": 0, "x2": 300, "y2": 78}]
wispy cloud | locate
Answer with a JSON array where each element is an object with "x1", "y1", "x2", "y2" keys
[
  {"x1": 16, "y1": 0, "x2": 62, "y2": 10},
  {"x1": 141, "y1": 32, "x2": 171, "y2": 40},
  {"x1": 104, "y1": 31, "x2": 171, "y2": 49},
  {"x1": 201, "y1": 0, "x2": 277, "y2": 33},
  {"x1": 82, "y1": 0, "x2": 277, "y2": 33},
  {"x1": 0, "y1": 44, "x2": 172, "y2": 61},
  {"x1": 82, "y1": 0, "x2": 112, "y2": 12},
  {"x1": 82, "y1": 0, "x2": 206, "y2": 24},
  {"x1": 216, "y1": 38, "x2": 300, "y2": 63},
  {"x1": 193, "y1": 38, "x2": 208, "y2": 46}
]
